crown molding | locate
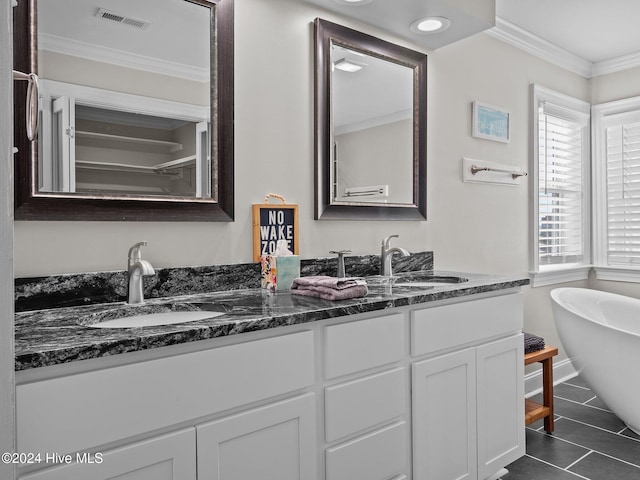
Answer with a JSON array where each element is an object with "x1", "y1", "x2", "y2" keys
[
  {"x1": 485, "y1": 17, "x2": 592, "y2": 78},
  {"x1": 39, "y1": 33, "x2": 208, "y2": 83},
  {"x1": 591, "y1": 51, "x2": 640, "y2": 77},
  {"x1": 486, "y1": 17, "x2": 640, "y2": 78}
]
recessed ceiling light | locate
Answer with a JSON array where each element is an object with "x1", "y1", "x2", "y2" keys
[
  {"x1": 334, "y1": 58, "x2": 367, "y2": 72},
  {"x1": 410, "y1": 16, "x2": 451, "y2": 34},
  {"x1": 333, "y1": 0, "x2": 373, "y2": 6}
]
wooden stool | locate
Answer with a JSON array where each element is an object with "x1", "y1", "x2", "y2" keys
[{"x1": 524, "y1": 345, "x2": 558, "y2": 433}]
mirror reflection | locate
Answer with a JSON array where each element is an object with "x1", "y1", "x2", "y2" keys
[
  {"x1": 331, "y1": 45, "x2": 414, "y2": 204},
  {"x1": 314, "y1": 18, "x2": 427, "y2": 220},
  {"x1": 37, "y1": 0, "x2": 211, "y2": 198}
]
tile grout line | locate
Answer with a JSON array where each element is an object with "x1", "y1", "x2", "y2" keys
[
  {"x1": 584, "y1": 395, "x2": 598, "y2": 405},
  {"x1": 530, "y1": 418, "x2": 640, "y2": 471},
  {"x1": 522, "y1": 454, "x2": 590, "y2": 480},
  {"x1": 564, "y1": 450, "x2": 594, "y2": 471},
  {"x1": 554, "y1": 394, "x2": 613, "y2": 414},
  {"x1": 559, "y1": 416, "x2": 640, "y2": 444},
  {"x1": 511, "y1": 378, "x2": 640, "y2": 478},
  {"x1": 562, "y1": 382, "x2": 592, "y2": 391}
]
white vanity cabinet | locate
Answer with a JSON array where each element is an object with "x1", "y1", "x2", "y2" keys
[
  {"x1": 411, "y1": 294, "x2": 525, "y2": 480},
  {"x1": 16, "y1": 331, "x2": 316, "y2": 480},
  {"x1": 19, "y1": 428, "x2": 197, "y2": 480},
  {"x1": 15, "y1": 289, "x2": 525, "y2": 480},
  {"x1": 323, "y1": 313, "x2": 409, "y2": 480},
  {"x1": 324, "y1": 313, "x2": 410, "y2": 480},
  {"x1": 196, "y1": 394, "x2": 316, "y2": 480},
  {"x1": 413, "y1": 348, "x2": 477, "y2": 480}
]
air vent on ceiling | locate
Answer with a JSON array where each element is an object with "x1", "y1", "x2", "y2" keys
[{"x1": 95, "y1": 8, "x2": 150, "y2": 30}]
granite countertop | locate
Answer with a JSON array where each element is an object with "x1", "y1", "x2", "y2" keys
[{"x1": 14, "y1": 271, "x2": 529, "y2": 371}]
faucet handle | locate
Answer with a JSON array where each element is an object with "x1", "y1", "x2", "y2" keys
[
  {"x1": 329, "y1": 250, "x2": 351, "y2": 278},
  {"x1": 382, "y1": 234, "x2": 399, "y2": 248},
  {"x1": 128, "y1": 241, "x2": 148, "y2": 264}
]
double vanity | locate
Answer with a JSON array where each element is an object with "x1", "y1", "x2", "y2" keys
[
  {"x1": 11, "y1": 0, "x2": 524, "y2": 478},
  {"x1": 14, "y1": 254, "x2": 528, "y2": 480}
]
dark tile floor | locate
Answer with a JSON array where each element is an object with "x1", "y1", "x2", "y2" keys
[{"x1": 501, "y1": 375, "x2": 640, "y2": 480}]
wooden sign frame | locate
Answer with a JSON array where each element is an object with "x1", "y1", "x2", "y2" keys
[{"x1": 252, "y1": 194, "x2": 299, "y2": 262}]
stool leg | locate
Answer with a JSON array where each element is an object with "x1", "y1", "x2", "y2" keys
[{"x1": 542, "y1": 357, "x2": 554, "y2": 433}]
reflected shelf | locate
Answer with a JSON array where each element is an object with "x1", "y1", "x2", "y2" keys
[
  {"x1": 76, "y1": 155, "x2": 196, "y2": 176},
  {"x1": 75, "y1": 130, "x2": 184, "y2": 153}
]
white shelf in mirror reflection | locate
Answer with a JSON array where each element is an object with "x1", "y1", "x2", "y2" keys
[
  {"x1": 76, "y1": 130, "x2": 183, "y2": 153},
  {"x1": 76, "y1": 155, "x2": 196, "y2": 175}
]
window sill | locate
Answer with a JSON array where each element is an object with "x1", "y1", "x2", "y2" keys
[
  {"x1": 530, "y1": 266, "x2": 591, "y2": 287},
  {"x1": 593, "y1": 266, "x2": 640, "y2": 283}
]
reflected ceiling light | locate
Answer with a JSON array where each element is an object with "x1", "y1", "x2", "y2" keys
[
  {"x1": 334, "y1": 58, "x2": 367, "y2": 72},
  {"x1": 410, "y1": 16, "x2": 451, "y2": 34},
  {"x1": 333, "y1": 0, "x2": 373, "y2": 5}
]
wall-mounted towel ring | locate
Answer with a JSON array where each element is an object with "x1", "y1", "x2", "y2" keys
[{"x1": 13, "y1": 70, "x2": 39, "y2": 141}]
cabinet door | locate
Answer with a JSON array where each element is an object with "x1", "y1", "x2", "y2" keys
[
  {"x1": 19, "y1": 428, "x2": 196, "y2": 480},
  {"x1": 476, "y1": 334, "x2": 525, "y2": 480},
  {"x1": 197, "y1": 393, "x2": 316, "y2": 480},
  {"x1": 412, "y1": 348, "x2": 477, "y2": 480}
]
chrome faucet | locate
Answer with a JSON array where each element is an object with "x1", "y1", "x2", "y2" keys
[
  {"x1": 380, "y1": 235, "x2": 410, "y2": 276},
  {"x1": 127, "y1": 241, "x2": 155, "y2": 304}
]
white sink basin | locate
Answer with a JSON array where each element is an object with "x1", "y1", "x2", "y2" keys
[{"x1": 90, "y1": 311, "x2": 224, "y2": 328}]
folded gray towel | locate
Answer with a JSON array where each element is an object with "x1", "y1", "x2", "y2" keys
[
  {"x1": 524, "y1": 332, "x2": 545, "y2": 354},
  {"x1": 292, "y1": 275, "x2": 367, "y2": 290},
  {"x1": 291, "y1": 276, "x2": 368, "y2": 301}
]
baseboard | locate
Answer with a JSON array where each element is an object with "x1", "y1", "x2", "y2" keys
[{"x1": 525, "y1": 358, "x2": 577, "y2": 398}]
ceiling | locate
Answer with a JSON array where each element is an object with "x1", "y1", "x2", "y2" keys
[
  {"x1": 304, "y1": 0, "x2": 640, "y2": 78},
  {"x1": 38, "y1": 0, "x2": 210, "y2": 81},
  {"x1": 495, "y1": 0, "x2": 640, "y2": 77},
  {"x1": 39, "y1": 0, "x2": 640, "y2": 80},
  {"x1": 497, "y1": 0, "x2": 640, "y2": 64}
]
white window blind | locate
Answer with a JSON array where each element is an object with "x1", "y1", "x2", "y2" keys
[
  {"x1": 605, "y1": 121, "x2": 640, "y2": 266},
  {"x1": 537, "y1": 104, "x2": 586, "y2": 267}
]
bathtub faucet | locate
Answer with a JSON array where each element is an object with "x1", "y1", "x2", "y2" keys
[
  {"x1": 127, "y1": 241, "x2": 155, "y2": 304},
  {"x1": 380, "y1": 235, "x2": 410, "y2": 277}
]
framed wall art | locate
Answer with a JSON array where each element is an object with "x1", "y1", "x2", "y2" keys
[{"x1": 472, "y1": 101, "x2": 510, "y2": 143}]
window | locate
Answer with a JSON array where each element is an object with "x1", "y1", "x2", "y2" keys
[
  {"x1": 531, "y1": 85, "x2": 591, "y2": 286},
  {"x1": 592, "y1": 97, "x2": 640, "y2": 281}
]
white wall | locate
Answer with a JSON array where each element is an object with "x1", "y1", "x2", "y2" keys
[
  {"x1": 590, "y1": 65, "x2": 640, "y2": 105},
  {"x1": 14, "y1": 0, "x2": 599, "y2": 363},
  {"x1": 13, "y1": 0, "x2": 590, "y2": 277},
  {"x1": 1, "y1": 0, "x2": 15, "y2": 477},
  {"x1": 336, "y1": 119, "x2": 413, "y2": 203},
  {"x1": 40, "y1": 51, "x2": 209, "y2": 106}
]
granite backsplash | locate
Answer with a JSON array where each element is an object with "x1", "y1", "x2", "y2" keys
[{"x1": 15, "y1": 251, "x2": 433, "y2": 312}]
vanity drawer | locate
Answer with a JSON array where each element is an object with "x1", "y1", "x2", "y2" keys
[
  {"x1": 325, "y1": 367, "x2": 405, "y2": 442},
  {"x1": 325, "y1": 421, "x2": 407, "y2": 480},
  {"x1": 324, "y1": 313, "x2": 405, "y2": 379},
  {"x1": 17, "y1": 331, "x2": 314, "y2": 457},
  {"x1": 411, "y1": 293, "x2": 523, "y2": 356}
]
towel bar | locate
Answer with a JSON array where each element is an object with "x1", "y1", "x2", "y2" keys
[{"x1": 471, "y1": 165, "x2": 528, "y2": 179}]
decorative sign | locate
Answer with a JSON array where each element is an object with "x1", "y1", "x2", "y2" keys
[{"x1": 252, "y1": 193, "x2": 299, "y2": 262}]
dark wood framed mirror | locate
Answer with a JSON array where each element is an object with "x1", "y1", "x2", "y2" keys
[
  {"x1": 13, "y1": 0, "x2": 234, "y2": 221},
  {"x1": 314, "y1": 18, "x2": 427, "y2": 220}
]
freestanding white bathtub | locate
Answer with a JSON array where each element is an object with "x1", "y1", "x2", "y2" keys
[{"x1": 550, "y1": 287, "x2": 640, "y2": 434}]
